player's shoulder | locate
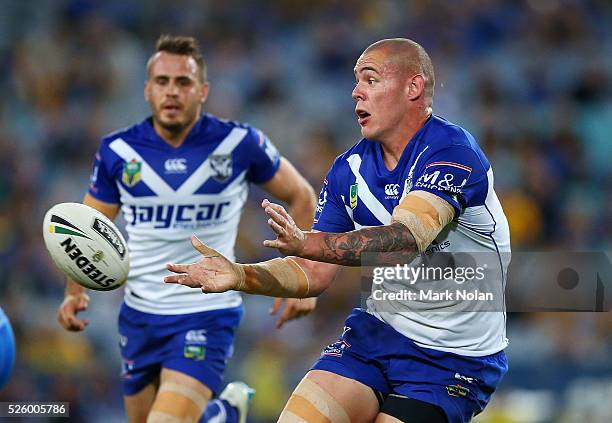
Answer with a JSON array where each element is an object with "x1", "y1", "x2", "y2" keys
[
  {"x1": 99, "y1": 118, "x2": 153, "y2": 147},
  {"x1": 426, "y1": 115, "x2": 478, "y2": 150},
  {"x1": 425, "y1": 115, "x2": 489, "y2": 169},
  {"x1": 202, "y1": 113, "x2": 262, "y2": 139}
]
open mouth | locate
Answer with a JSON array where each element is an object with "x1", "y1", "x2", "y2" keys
[
  {"x1": 356, "y1": 109, "x2": 371, "y2": 125},
  {"x1": 163, "y1": 104, "x2": 182, "y2": 112}
]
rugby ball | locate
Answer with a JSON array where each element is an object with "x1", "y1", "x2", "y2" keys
[{"x1": 42, "y1": 203, "x2": 129, "y2": 291}]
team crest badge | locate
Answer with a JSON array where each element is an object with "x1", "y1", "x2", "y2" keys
[
  {"x1": 122, "y1": 159, "x2": 142, "y2": 187},
  {"x1": 350, "y1": 184, "x2": 358, "y2": 209},
  {"x1": 210, "y1": 154, "x2": 232, "y2": 182}
]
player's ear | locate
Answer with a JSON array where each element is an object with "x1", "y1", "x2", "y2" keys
[
  {"x1": 200, "y1": 82, "x2": 210, "y2": 104},
  {"x1": 407, "y1": 74, "x2": 425, "y2": 101},
  {"x1": 144, "y1": 80, "x2": 151, "y2": 102}
]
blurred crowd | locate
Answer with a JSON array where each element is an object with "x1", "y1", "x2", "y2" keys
[{"x1": 0, "y1": 0, "x2": 610, "y2": 422}]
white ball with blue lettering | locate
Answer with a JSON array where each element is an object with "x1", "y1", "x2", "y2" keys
[{"x1": 43, "y1": 203, "x2": 129, "y2": 290}]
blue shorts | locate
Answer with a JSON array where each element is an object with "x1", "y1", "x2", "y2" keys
[
  {"x1": 0, "y1": 307, "x2": 16, "y2": 390},
  {"x1": 118, "y1": 303, "x2": 243, "y2": 396},
  {"x1": 312, "y1": 309, "x2": 507, "y2": 423}
]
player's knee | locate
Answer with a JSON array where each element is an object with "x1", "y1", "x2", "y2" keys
[
  {"x1": 147, "y1": 410, "x2": 186, "y2": 423},
  {"x1": 147, "y1": 382, "x2": 209, "y2": 423},
  {"x1": 279, "y1": 378, "x2": 351, "y2": 423}
]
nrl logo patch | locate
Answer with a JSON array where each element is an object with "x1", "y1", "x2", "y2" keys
[
  {"x1": 122, "y1": 159, "x2": 142, "y2": 187},
  {"x1": 210, "y1": 154, "x2": 232, "y2": 182},
  {"x1": 349, "y1": 184, "x2": 358, "y2": 209}
]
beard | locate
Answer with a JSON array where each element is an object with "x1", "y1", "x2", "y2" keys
[
  {"x1": 157, "y1": 119, "x2": 185, "y2": 134},
  {"x1": 153, "y1": 109, "x2": 196, "y2": 135}
]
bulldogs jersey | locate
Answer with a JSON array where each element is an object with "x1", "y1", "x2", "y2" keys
[
  {"x1": 89, "y1": 114, "x2": 280, "y2": 314},
  {"x1": 313, "y1": 115, "x2": 511, "y2": 356}
]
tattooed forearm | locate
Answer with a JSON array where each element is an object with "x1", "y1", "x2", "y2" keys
[{"x1": 302, "y1": 222, "x2": 419, "y2": 266}]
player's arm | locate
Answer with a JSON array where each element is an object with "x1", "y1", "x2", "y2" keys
[
  {"x1": 260, "y1": 157, "x2": 319, "y2": 326},
  {"x1": 261, "y1": 157, "x2": 317, "y2": 230},
  {"x1": 262, "y1": 190, "x2": 455, "y2": 266},
  {"x1": 58, "y1": 194, "x2": 120, "y2": 332},
  {"x1": 165, "y1": 235, "x2": 339, "y2": 298},
  {"x1": 164, "y1": 190, "x2": 453, "y2": 298}
]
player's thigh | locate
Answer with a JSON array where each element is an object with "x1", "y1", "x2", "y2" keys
[
  {"x1": 279, "y1": 370, "x2": 379, "y2": 423},
  {"x1": 375, "y1": 413, "x2": 403, "y2": 423},
  {"x1": 124, "y1": 379, "x2": 159, "y2": 423},
  {"x1": 147, "y1": 368, "x2": 213, "y2": 423}
]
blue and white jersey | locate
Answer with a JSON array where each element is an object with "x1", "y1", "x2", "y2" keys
[
  {"x1": 314, "y1": 115, "x2": 510, "y2": 356},
  {"x1": 89, "y1": 114, "x2": 281, "y2": 314}
]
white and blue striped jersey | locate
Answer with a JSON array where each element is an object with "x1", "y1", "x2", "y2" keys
[
  {"x1": 313, "y1": 115, "x2": 510, "y2": 356},
  {"x1": 88, "y1": 113, "x2": 280, "y2": 314}
]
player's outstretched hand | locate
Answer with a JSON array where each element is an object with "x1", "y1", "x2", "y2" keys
[
  {"x1": 269, "y1": 297, "x2": 317, "y2": 329},
  {"x1": 58, "y1": 293, "x2": 90, "y2": 332},
  {"x1": 165, "y1": 235, "x2": 242, "y2": 294},
  {"x1": 261, "y1": 199, "x2": 306, "y2": 256}
]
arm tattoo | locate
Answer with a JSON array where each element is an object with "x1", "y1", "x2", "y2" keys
[{"x1": 306, "y1": 222, "x2": 419, "y2": 266}]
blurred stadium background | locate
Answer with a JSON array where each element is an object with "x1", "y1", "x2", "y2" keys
[{"x1": 0, "y1": 0, "x2": 610, "y2": 422}]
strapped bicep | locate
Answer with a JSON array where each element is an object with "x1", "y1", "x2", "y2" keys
[{"x1": 391, "y1": 190, "x2": 454, "y2": 252}]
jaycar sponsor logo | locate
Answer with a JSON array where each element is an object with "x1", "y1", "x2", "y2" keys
[{"x1": 128, "y1": 202, "x2": 231, "y2": 229}]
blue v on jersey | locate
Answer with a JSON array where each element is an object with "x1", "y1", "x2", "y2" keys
[
  {"x1": 88, "y1": 114, "x2": 281, "y2": 314},
  {"x1": 313, "y1": 115, "x2": 511, "y2": 356}
]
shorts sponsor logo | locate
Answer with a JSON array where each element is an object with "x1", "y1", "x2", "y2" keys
[
  {"x1": 454, "y1": 373, "x2": 474, "y2": 384},
  {"x1": 322, "y1": 326, "x2": 352, "y2": 357},
  {"x1": 446, "y1": 384, "x2": 470, "y2": 398},
  {"x1": 322, "y1": 339, "x2": 351, "y2": 357},
  {"x1": 184, "y1": 329, "x2": 207, "y2": 361},
  {"x1": 185, "y1": 329, "x2": 207, "y2": 344},
  {"x1": 184, "y1": 345, "x2": 206, "y2": 361}
]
